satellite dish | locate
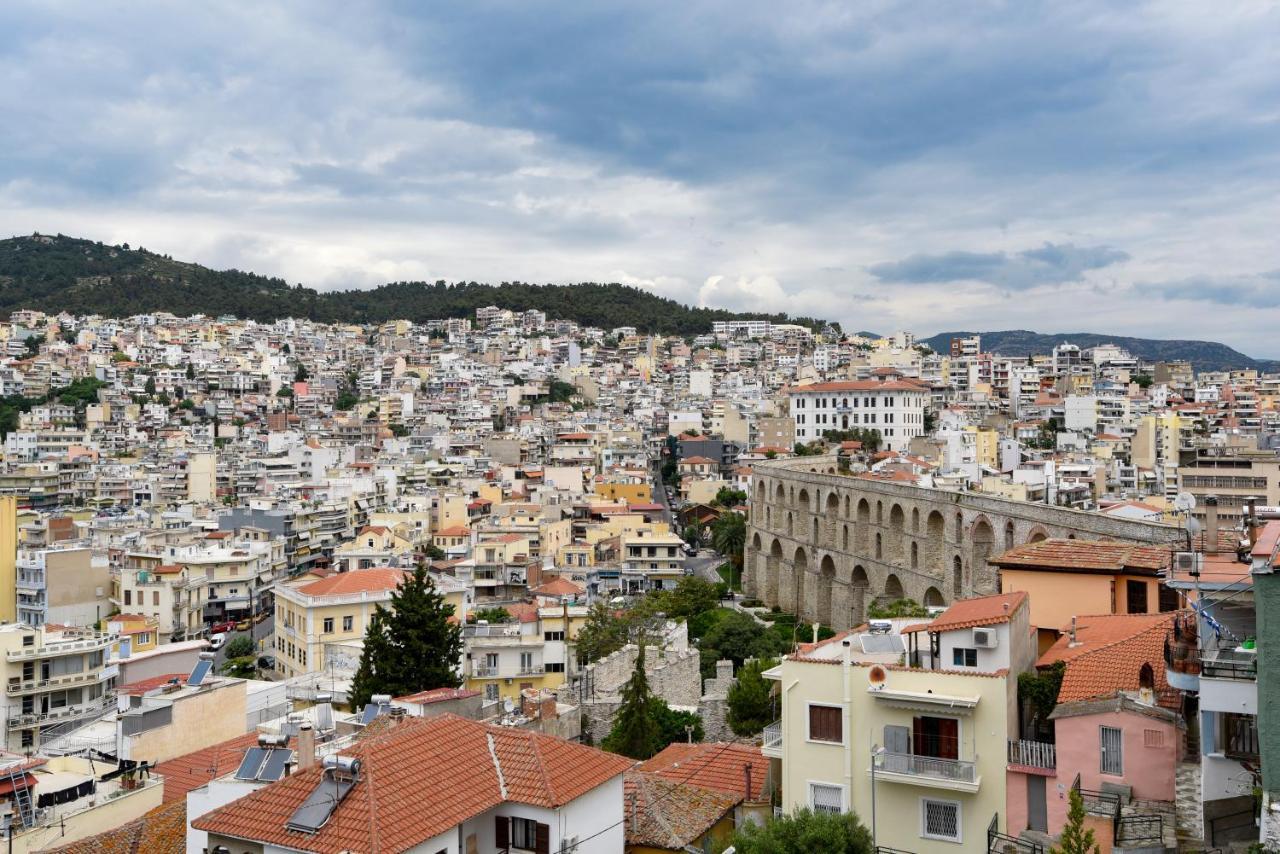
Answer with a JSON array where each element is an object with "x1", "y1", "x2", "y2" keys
[
  {"x1": 503, "y1": 698, "x2": 515, "y2": 714},
  {"x1": 868, "y1": 665, "x2": 887, "y2": 687},
  {"x1": 1174, "y1": 493, "x2": 1197, "y2": 513},
  {"x1": 1186, "y1": 517, "x2": 1202, "y2": 537}
]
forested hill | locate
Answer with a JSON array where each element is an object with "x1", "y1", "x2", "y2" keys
[
  {"x1": 921, "y1": 329, "x2": 1277, "y2": 373},
  {"x1": 0, "y1": 234, "x2": 830, "y2": 335}
]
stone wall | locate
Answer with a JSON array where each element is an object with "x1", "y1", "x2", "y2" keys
[
  {"x1": 566, "y1": 640, "x2": 703, "y2": 744},
  {"x1": 745, "y1": 455, "x2": 1184, "y2": 630},
  {"x1": 698, "y1": 659, "x2": 736, "y2": 742}
]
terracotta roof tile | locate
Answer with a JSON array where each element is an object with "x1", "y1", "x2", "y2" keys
[
  {"x1": 1040, "y1": 613, "x2": 1180, "y2": 709},
  {"x1": 45, "y1": 800, "x2": 187, "y2": 854},
  {"x1": 637, "y1": 743, "x2": 767, "y2": 800},
  {"x1": 902, "y1": 591, "x2": 1027, "y2": 635},
  {"x1": 154, "y1": 731, "x2": 262, "y2": 802},
  {"x1": 991, "y1": 539, "x2": 1170, "y2": 575},
  {"x1": 624, "y1": 772, "x2": 737, "y2": 849},
  {"x1": 192, "y1": 714, "x2": 631, "y2": 853},
  {"x1": 296, "y1": 568, "x2": 406, "y2": 597}
]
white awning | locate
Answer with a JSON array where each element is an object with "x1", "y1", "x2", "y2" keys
[{"x1": 868, "y1": 686, "x2": 980, "y2": 713}]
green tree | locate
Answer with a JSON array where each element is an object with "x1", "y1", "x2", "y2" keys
[
  {"x1": 714, "y1": 486, "x2": 747, "y2": 507},
  {"x1": 682, "y1": 524, "x2": 704, "y2": 548},
  {"x1": 421, "y1": 543, "x2": 446, "y2": 561},
  {"x1": 711, "y1": 512, "x2": 746, "y2": 572},
  {"x1": 23, "y1": 335, "x2": 42, "y2": 355},
  {"x1": 602, "y1": 644, "x2": 663, "y2": 759},
  {"x1": 224, "y1": 634, "x2": 255, "y2": 659},
  {"x1": 575, "y1": 601, "x2": 630, "y2": 665},
  {"x1": 185, "y1": 362, "x2": 195, "y2": 380},
  {"x1": 348, "y1": 565, "x2": 463, "y2": 708},
  {"x1": 653, "y1": 699, "x2": 703, "y2": 748},
  {"x1": 729, "y1": 808, "x2": 873, "y2": 854},
  {"x1": 701, "y1": 610, "x2": 787, "y2": 672},
  {"x1": 867, "y1": 598, "x2": 929, "y2": 619},
  {"x1": 144, "y1": 376, "x2": 156, "y2": 396},
  {"x1": 657, "y1": 576, "x2": 720, "y2": 620},
  {"x1": 1051, "y1": 789, "x2": 1100, "y2": 854},
  {"x1": 727, "y1": 657, "x2": 778, "y2": 735},
  {"x1": 335, "y1": 391, "x2": 359, "y2": 410},
  {"x1": 294, "y1": 363, "x2": 309, "y2": 382},
  {"x1": 472, "y1": 606, "x2": 513, "y2": 624}
]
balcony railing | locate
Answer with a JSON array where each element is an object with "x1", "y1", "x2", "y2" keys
[
  {"x1": 7, "y1": 694, "x2": 117, "y2": 728},
  {"x1": 7, "y1": 666, "x2": 114, "y2": 696},
  {"x1": 879, "y1": 751, "x2": 978, "y2": 784},
  {"x1": 6, "y1": 634, "x2": 115, "y2": 661},
  {"x1": 762, "y1": 721, "x2": 782, "y2": 752},
  {"x1": 1007, "y1": 739, "x2": 1056, "y2": 770},
  {"x1": 471, "y1": 665, "x2": 498, "y2": 678}
]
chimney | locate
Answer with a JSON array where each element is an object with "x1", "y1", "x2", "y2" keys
[
  {"x1": 743, "y1": 762, "x2": 753, "y2": 801},
  {"x1": 540, "y1": 696, "x2": 557, "y2": 721},
  {"x1": 1068, "y1": 616, "x2": 1078, "y2": 648},
  {"x1": 1205, "y1": 495, "x2": 1220, "y2": 555},
  {"x1": 297, "y1": 723, "x2": 316, "y2": 771}
]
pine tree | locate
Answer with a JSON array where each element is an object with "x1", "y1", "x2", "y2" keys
[
  {"x1": 602, "y1": 644, "x2": 663, "y2": 759},
  {"x1": 348, "y1": 564, "x2": 462, "y2": 708},
  {"x1": 1051, "y1": 789, "x2": 1100, "y2": 854},
  {"x1": 727, "y1": 658, "x2": 777, "y2": 735}
]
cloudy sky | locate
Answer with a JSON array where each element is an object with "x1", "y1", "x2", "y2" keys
[{"x1": 2, "y1": 2, "x2": 1279, "y2": 353}]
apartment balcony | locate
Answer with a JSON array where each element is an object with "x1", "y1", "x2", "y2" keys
[
  {"x1": 6, "y1": 665, "x2": 117, "y2": 696},
  {"x1": 875, "y1": 752, "x2": 980, "y2": 793},
  {"x1": 6, "y1": 634, "x2": 115, "y2": 661},
  {"x1": 761, "y1": 720, "x2": 783, "y2": 758},
  {"x1": 7, "y1": 694, "x2": 117, "y2": 729},
  {"x1": 1007, "y1": 739, "x2": 1056, "y2": 774}
]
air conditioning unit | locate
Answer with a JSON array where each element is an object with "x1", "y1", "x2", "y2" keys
[
  {"x1": 972, "y1": 628, "x2": 998, "y2": 648},
  {"x1": 1173, "y1": 552, "x2": 1202, "y2": 576}
]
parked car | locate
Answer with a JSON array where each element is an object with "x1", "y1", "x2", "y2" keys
[
  {"x1": 210, "y1": 620, "x2": 236, "y2": 634},
  {"x1": 253, "y1": 610, "x2": 270, "y2": 624},
  {"x1": 257, "y1": 655, "x2": 276, "y2": 670},
  {"x1": 235, "y1": 619, "x2": 251, "y2": 631},
  {"x1": 209, "y1": 632, "x2": 227, "y2": 650}
]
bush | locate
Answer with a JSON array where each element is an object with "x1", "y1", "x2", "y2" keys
[
  {"x1": 223, "y1": 635, "x2": 255, "y2": 659},
  {"x1": 729, "y1": 808, "x2": 873, "y2": 853}
]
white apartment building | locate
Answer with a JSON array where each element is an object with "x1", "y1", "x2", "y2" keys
[{"x1": 789, "y1": 370, "x2": 929, "y2": 451}]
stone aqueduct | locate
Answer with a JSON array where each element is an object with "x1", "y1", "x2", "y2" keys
[{"x1": 743, "y1": 456, "x2": 1184, "y2": 631}]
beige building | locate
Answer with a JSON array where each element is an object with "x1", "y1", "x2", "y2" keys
[
  {"x1": 15, "y1": 543, "x2": 110, "y2": 628},
  {"x1": 0, "y1": 623, "x2": 117, "y2": 751},
  {"x1": 1177, "y1": 446, "x2": 1280, "y2": 524},
  {"x1": 621, "y1": 529, "x2": 685, "y2": 593}
]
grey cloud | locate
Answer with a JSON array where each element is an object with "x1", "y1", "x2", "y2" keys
[
  {"x1": 1141, "y1": 271, "x2": 1280, "y2": 308},
  {"x1": 867, "y1": 242, "x2": 1129, "y2": 289}
]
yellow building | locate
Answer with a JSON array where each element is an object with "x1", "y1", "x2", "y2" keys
[
  {"x1": 765, "y1": 593, "x2": 1035, "y2": 853},
  {"x1": 0, "y1": 622, "x2": 117, "y2": 751},
  {"x1": 0, "y1": 495, "x2": 16, "y2": 624},
  {"x1": 272, "y1": 568, "x2": 469, "y2": 680},
  {"x1": 593, "y1": 481, "x2": 653, "y2": 504},
  {"x1": 463, "y1": 603, "x2": 588, "y2": 703}
]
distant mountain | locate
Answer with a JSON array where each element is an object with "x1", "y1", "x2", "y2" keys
[
  {"x1": 0, "y1": 234, "x2": 830, "y2": 335},
  {"x1": 921, "y1": 329, "x2": 1278, "y2": 373}
]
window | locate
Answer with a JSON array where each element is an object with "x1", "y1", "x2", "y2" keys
[
  {"x1": 323, "y1": 617, "x2": 334, "y2": 633},
  {"x1": 544, "y1": 662, "x2": 565, "y2": 673},
  {"x1": 124, "y1": 590, "x2": 131, "y2": 606},
  {"x1": 1158, "y1": 584, "x2": 1180, "y2": 612},
  {"x1": 343, "y1": 615, "x2": 353, "y2": 632},
  {"x1": 809, "y1": 782, "x2": 844, "y2": 815},
  {"x1": 153, "y1": 591, "x2": 160, "y2": 606},
  {"x1": 952, "y1": 648, "x2": 977, "y2": 668},
  {"x1": 808, "y1": 704, "x2": 842, "y2": 743},
  {"x1": 485, "y1": 683, "x2": 499, "y2": 701},
  {"x1": 511, "y1": 817, "x2": 539, "y2": 849},
  {"x1": 914, "y1": 716, "x2": 959, "y2": 760},
  {"x1": 1143, "y1": 729, "x2": 1164, "y2": 748},
  {"x1": 921, "y1": 798, "x2": 961, "y2": 842},
  {"x1": 1126, "y1": 580, "x2": 1149, "y2": 614},
  {"x1": 520, "y1": 652, "x2": 534, "y2": 672},
  {"x1": 1100, "y1": 725, "x2": 1123, "y2": 775},
  {"x1": 1221, "y1": 713, "x2": 1259, "y2": 760}
]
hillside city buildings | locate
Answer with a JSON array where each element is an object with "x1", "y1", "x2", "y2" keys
[{"x1": 0, "y1": 311, "x2": 1277, "y2": 851}]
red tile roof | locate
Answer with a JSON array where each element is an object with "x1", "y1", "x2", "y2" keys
[
  {"x1": 45, "y1": 799, "x2": 188, "y2": 854},
  {"x1": 1040, "y1": 613, "x2": 1179, "y2": 709},
  {"x1": 296, "y1": 568, "x2": 406, "y2": 597},
  {"x1": 192, "y1": 714, "x2": 632, "y2": 853},
  {"x1": 637, "y1": 742, "x2": 767, "y2": 801},
  {"x1": 154, "y1": 731, "x2": 262, "y2": 802},
  {"x1": 902, "y1": 591, "x2": 1027, "y2": 635},
  {"x1": 118, "y1": 673, "x2": 189, "y2": 696},
  {"x1": 395, "y1": 687, "x2": 481, "y2": 705},
  {"x1": 990, "y1": 539, "x2": 1170, "y2": 576},
  {"x1": 530, "y1": 576, "x2": 585, "y2": 596},
  {"x1": 624, "y1": 772, "x2": 737, "y2": 850}
]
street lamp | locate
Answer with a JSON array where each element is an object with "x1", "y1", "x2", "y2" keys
[{"x1": 870, "y1": 744, "x2": 885, "y2": 851}]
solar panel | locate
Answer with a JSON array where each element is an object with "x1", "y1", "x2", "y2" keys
[
  {"x1": 859, "y1": 633, "x2": 905, "y2": 654},
  {"x1": 286, "y1": 767, "x2": 359, "y2": 834},
  {"x1": 234, "y1": 747, "x2": 268, "y2": 780},
  {"x1": 360, "y1": 703, "x2": 381, "y2": 725},
  {"x1": 258, "y1": 748, "x2": 293, "y2": 782},
  {"x1": 187, "y1": 659, "x2": 213, "y2": 686}
]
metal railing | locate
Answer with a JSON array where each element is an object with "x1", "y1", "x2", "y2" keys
[
  {"x1": 1116, "y1": 814, "x2": 1163, "y2": 846},
  {"x1": 1202, "y1": 648, "x2": 1257, "y2": 681},
  {"x1": 1007, "y1": 739, "x2": 1056, "y2": 770},
  {"x1": 762, "y1": 721, "x2": 783, "y2": 751},
  {"x1": 987, "y1": 813, "x2": 1044, "y2": 854},
  {"x1": 880, "y1": 751, "x2": 978, "y2": 783}
]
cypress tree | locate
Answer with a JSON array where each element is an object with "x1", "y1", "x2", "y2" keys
[
  {"x1": 1051, "y1": 789, "x2": 1100, "y2": 854},
  {"x1": 602, "y1": 644, "x2": 662, "y2": 759},
  {"x1": 727, "y1": 657, "x2": 777, "y2": 736},
  {"x1": 348, "y1": 564, "x2": 462, "y2": 708}
]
